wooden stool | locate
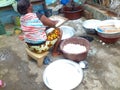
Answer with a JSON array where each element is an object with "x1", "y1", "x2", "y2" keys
[{"x1": 26, "y1": 48, "x2": 49, "y2": 67}]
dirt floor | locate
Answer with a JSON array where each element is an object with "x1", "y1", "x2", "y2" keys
[{"x1": 0, "y1": 18, "x2": 120, "y2": 90}]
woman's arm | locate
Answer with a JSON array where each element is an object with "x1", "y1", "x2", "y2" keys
[{"x1": 40, "y1": 15, "x2": 58, "y2": 27}]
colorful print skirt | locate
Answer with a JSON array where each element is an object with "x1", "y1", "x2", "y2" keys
[{"x1": 27, "y1": 28, "x2": 60, "y2": 54}]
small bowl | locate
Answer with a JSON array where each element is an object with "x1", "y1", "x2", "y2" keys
[
  {"x1": 82, "y1": 19, "x2": 101, "y2": 34},
  {"x1": 60, "y1": 37, "x2": 90, "y2": 62}
]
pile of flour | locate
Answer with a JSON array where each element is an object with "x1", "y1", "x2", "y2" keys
[{"x1": 63, "y1": 43, "x2": 87, "y2": 54}]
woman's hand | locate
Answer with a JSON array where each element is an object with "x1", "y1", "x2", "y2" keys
[
  {"x1": 52, "y1": 20, "x2": 58, "y2": 28},
  {"x1": 40, "y1": 15, "x2": 58, "y2": 27},
  {"x1": 53, "y1": 20, "x2": 58, "y2": 25}
]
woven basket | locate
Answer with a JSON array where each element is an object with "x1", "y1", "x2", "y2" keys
[{"x1": 60, "y1": 37, "x2": 90, "y2": 62}]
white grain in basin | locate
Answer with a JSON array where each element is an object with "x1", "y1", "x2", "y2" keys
[{"x1": 63, "y1": 43, "x2": 86, "y2": 54}]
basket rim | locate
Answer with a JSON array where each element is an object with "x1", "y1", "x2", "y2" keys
[{"x1": 60, "y1": 37, "x2": 90, "y2": 54}]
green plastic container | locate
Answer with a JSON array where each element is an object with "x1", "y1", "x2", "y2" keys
[{"x1": 0, "y1": 21, "x2": 6, "y2": 35}]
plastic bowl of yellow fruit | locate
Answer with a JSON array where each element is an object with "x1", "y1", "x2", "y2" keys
[
  {"x1": 46, "y1": 28, "x2": 60, "y2": 41},
  {"x1": 46, "y1": 26, "x2": 75, "y2": 40}
]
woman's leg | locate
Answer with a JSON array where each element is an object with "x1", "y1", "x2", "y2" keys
[{"x1": 52, "y1": 28, "x2": 63, "y2": 57}]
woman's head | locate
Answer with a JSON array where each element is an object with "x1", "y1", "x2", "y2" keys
[{"x1": 17, "y1": 0, "x2": 33, "y2": 15}]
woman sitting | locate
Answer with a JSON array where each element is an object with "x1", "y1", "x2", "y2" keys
[{"x1": 17, "y1": 0, "x2": 62, "y2": 56}]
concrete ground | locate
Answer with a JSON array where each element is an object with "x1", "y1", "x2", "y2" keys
[{"x1": 0, "y1": 18, "x2": 120, "y2": 90}]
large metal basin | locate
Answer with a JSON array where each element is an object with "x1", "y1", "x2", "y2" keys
[{"x1": 96, "y1": 28, "x2": 120, "y2": 43}]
